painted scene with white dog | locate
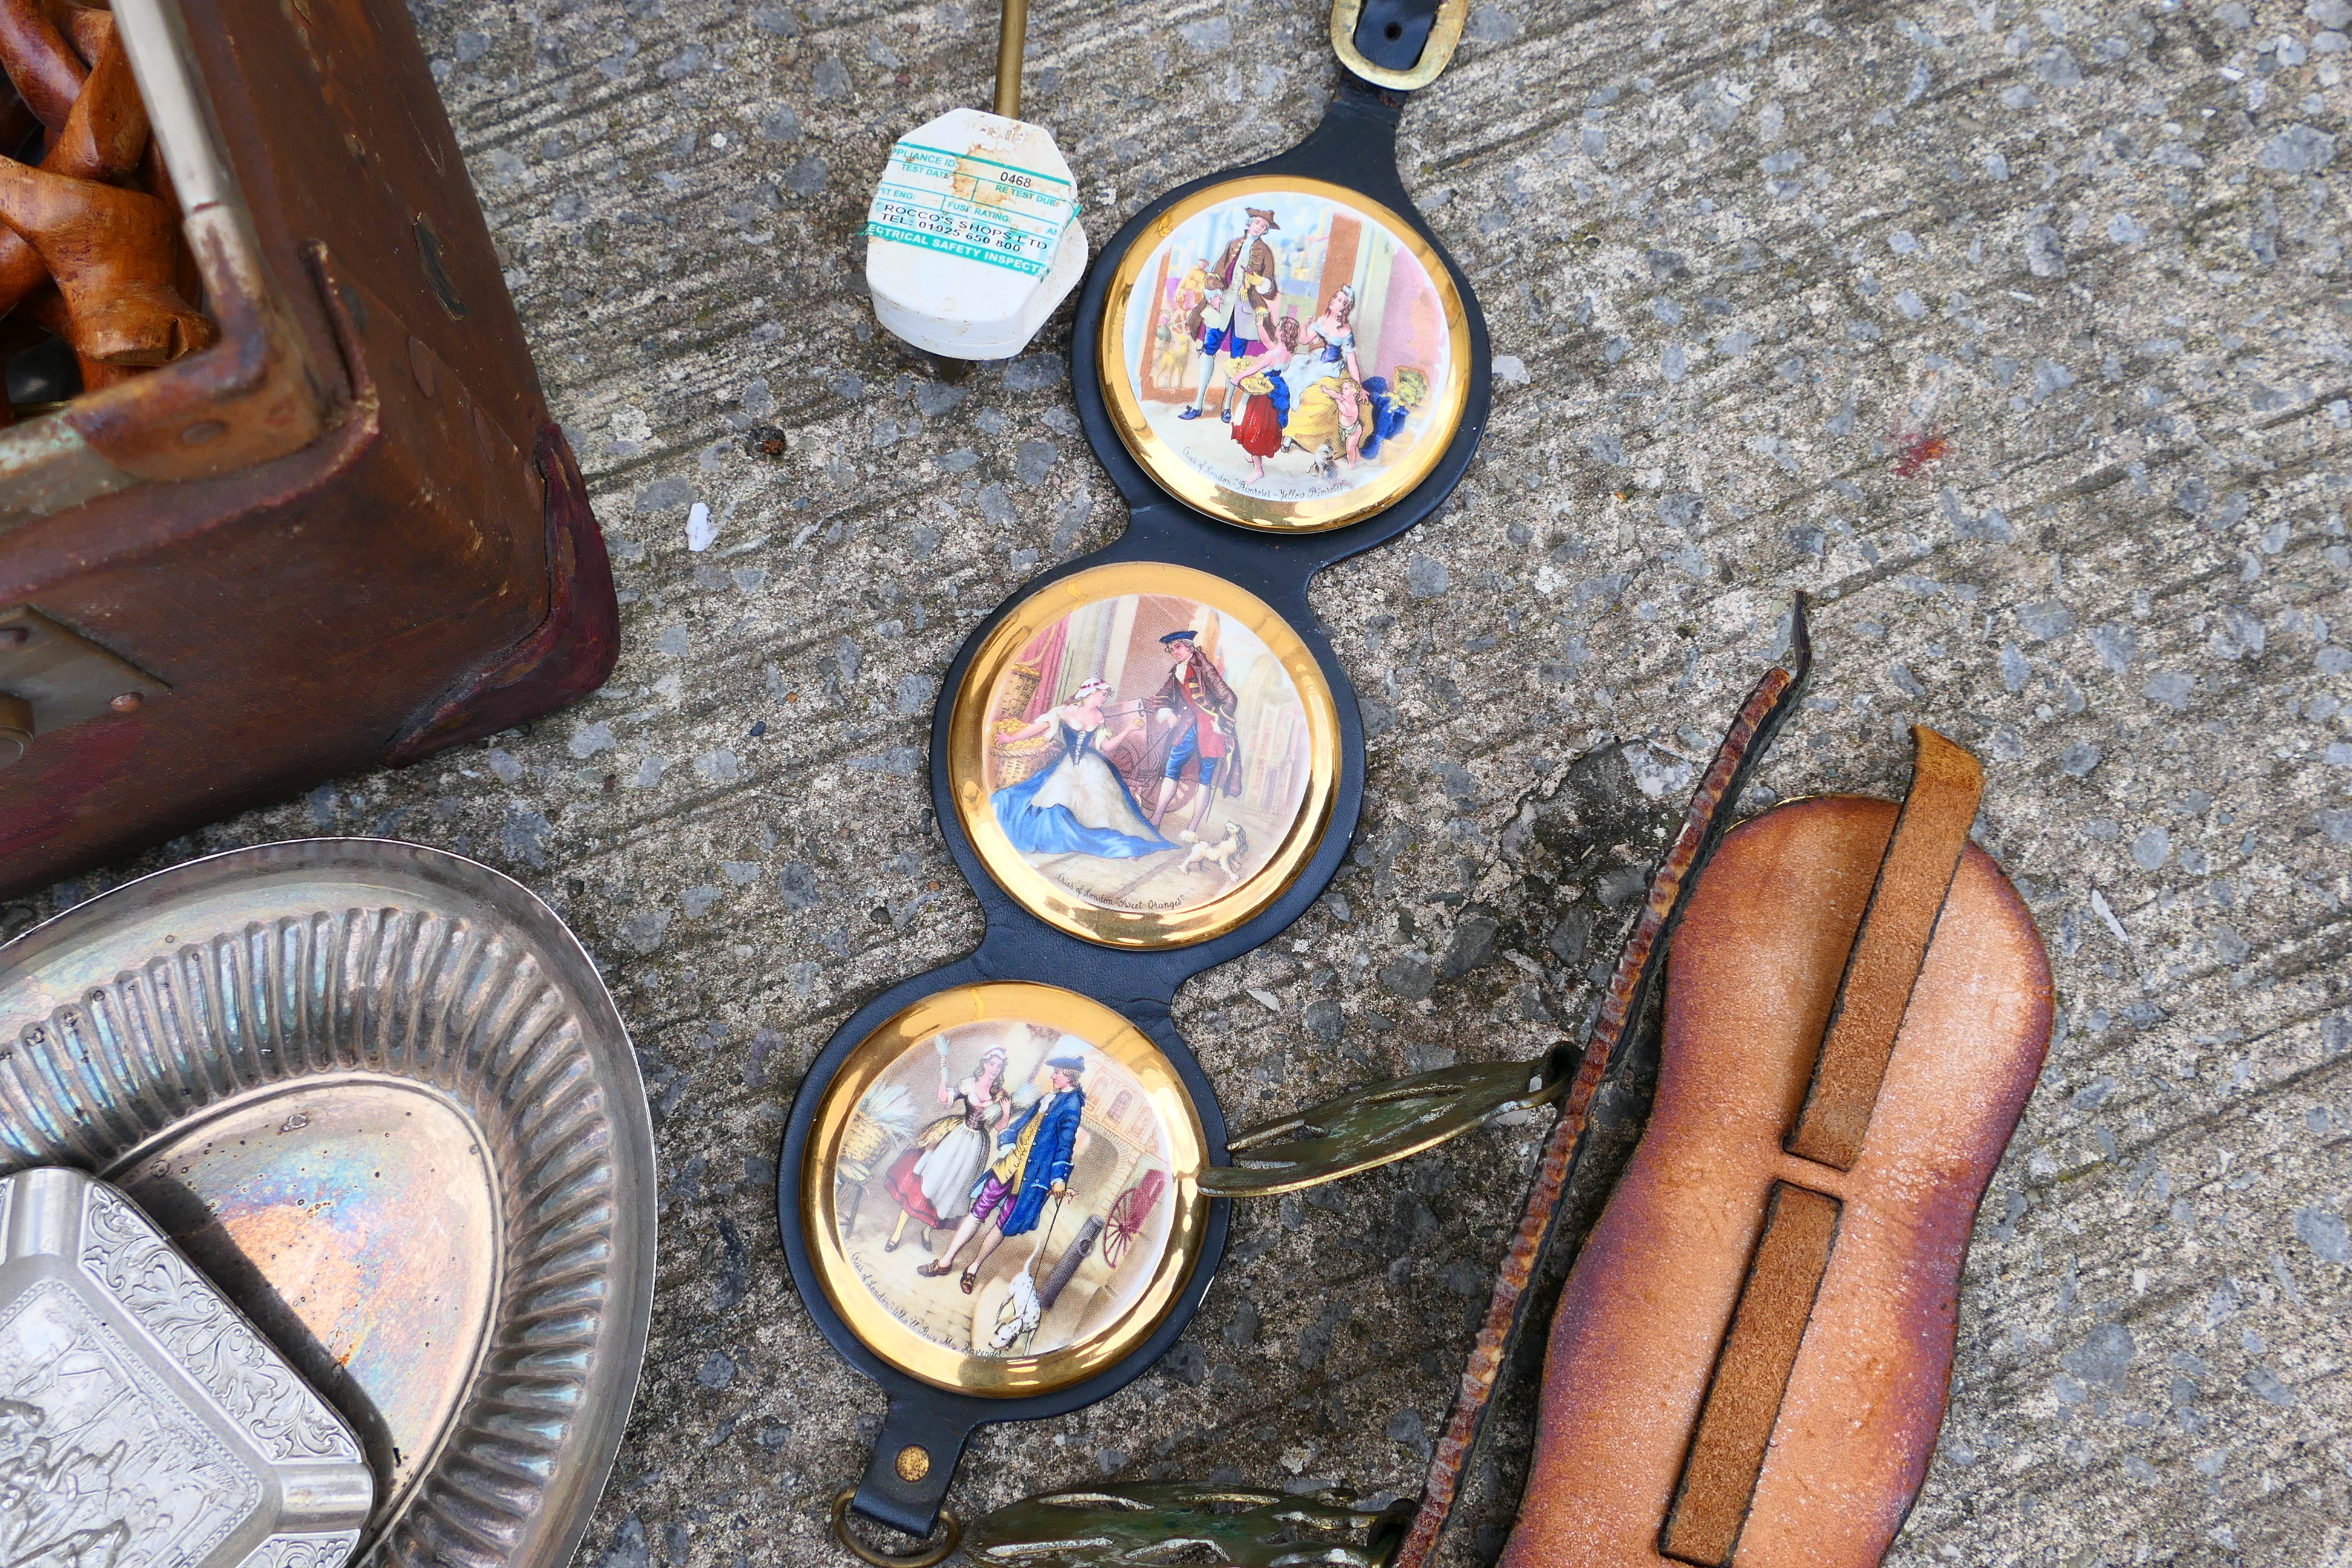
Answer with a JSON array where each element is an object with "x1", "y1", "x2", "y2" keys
[
  {"x1": 984, "y1": 589, "x2": 1315, "y2": 915},
  {"x1": 830, "y1": 1019, "x2": 1180, "y2": 1359}
]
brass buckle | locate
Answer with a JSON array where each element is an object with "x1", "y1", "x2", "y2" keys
[
  {"x1": 831, "y1": 1490, "x2": 963, "y2": 1568},
  {"x1": 1330, "y1": 0, "x2": 1470, "y2": 92}
]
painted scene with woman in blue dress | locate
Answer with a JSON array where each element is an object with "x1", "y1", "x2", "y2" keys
[
  {"x1": 982, "y1": 590, "x2": 1316, "y2": 916},
  {"x1": 992, "y1": 676, "x2": 1171, "y2": 859}
]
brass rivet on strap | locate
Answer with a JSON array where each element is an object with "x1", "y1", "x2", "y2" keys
[{"x1": 895, "y1": 1445, "x2": 931, "y2": 1483}]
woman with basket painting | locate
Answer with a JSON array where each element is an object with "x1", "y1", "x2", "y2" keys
[{"x1": 880, "y1": 1039, "x2": 1013, "y2": 1253}]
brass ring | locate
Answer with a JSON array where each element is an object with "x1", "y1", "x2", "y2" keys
[{"x1": 829, "y1": 1489, "x2": 962, "y2": 1568}]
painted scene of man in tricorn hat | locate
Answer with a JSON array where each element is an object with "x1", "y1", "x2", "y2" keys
[
  {"x1": 982, "y1": 589, "x2": 1314, "y2": 915},
  {"x1": 829, "y1": 1018, "x2": 1181, "y2": 1359},
  {"x1": 1118, "y1": 187, "x2": 1451, "y2": 503}
]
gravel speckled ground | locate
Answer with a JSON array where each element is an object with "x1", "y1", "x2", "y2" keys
[{"x1": 7, "y1": 0, "x2": 2350, "y2": 1563}]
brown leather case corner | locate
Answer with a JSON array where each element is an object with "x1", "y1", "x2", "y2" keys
[{"x1": 0, "y1": 0, "x2": 616, "y2": 897}]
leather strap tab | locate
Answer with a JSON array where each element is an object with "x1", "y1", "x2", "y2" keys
[
  {"x1": 1786, "y1": 725, "x2": 1984, "y2": 1169},
  {"x1": 1660, "y1": 1183, "x2": 1842, "y2": 1567},
  {"x1": 1351, "y1": 0, "x2": 1443, "y2": 70},
  {"x1": 1330, "y1": 0, "x2": 1467, "y2": 90},
  {"x1": 851, "y1": 1399, "x2": 972, "y2": 1540}
]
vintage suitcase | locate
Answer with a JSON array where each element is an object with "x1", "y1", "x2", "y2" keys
[{"x1": 0, "y1": 0, "x2": 616, "y2": 897}]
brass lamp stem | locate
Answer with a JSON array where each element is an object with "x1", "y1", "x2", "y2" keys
[{"x1": 993, "y1": 0, "x2": 1027, "y2": 118}]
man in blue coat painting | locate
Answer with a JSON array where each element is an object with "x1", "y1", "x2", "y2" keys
[{"x1": 918, "y1": 1054, "x2": 1086, "y2": 1294}]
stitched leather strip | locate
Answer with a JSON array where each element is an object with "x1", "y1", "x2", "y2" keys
[
  {"x1": 1785, "y1": 725, "x2": 1983, "y2": 1169},
  {"x1": 1389, "y1": 598, "x2": 1815, "y2": 1568},
  {"x1": 1659, "y1": 1183, "x2": 1841, "y2": 1568}
]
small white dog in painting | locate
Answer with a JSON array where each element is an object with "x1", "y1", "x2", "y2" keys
[
  {"x1": 990, "y1": 1269, "x2": 1042, "y2": 1351},
  {"x1": 1177, "y1": 821, "x2": 1249, "y2": 887}
]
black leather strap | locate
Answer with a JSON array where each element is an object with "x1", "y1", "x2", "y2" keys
[{"x1": 851, "y1": 1398, "x2": 974, "y2": 1540}]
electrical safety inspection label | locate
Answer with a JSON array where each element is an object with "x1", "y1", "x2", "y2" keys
[{"x1": 865, "y1": 140, "x2": 1075, "y2": 276}]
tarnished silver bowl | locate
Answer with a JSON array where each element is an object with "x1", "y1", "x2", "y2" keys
[{"x1": 0, "y1": 841, "x2": 656, "y2": 1568}]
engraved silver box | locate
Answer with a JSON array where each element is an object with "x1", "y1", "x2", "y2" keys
[{"x1": 0, "y1": 1166, "x2": 375, "y2": 1568}]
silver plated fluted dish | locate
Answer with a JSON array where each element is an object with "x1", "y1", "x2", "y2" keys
[{"x1": 0, "y1": 840, "x2": 656, "y2": 1568}]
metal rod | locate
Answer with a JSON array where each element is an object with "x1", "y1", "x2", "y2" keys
[
  {"x1": 993, "y1": 0, "x2": 1027, "y2": 119},
  {"x1": 1018, "y1": 1189, "x2": 1066, "y2": 1354}
]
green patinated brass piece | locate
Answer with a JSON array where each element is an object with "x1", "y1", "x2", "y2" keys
[
  {"x1": 965, "y1": 1483, "x2": 1410, "y2": 1567},
  {"x1": 1198, "y1": 1057, "x2": 1569, "y2": 1198}
]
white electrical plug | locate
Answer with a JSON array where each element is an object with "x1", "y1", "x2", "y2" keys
[{"x1": 861, "y1": 0, "x2": 1083, "y2": 362}]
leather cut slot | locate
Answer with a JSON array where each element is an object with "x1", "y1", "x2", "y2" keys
[
  {"x1": 1785, "y1": 726, "x2": 1983, "y2": 1169},
  {"x1": 1660, "y1": 1182, "x2": 1841, "y2": 1568}
]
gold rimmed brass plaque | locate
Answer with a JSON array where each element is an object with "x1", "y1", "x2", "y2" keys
[
  {"x1": 805, "y1": 983, "x2": 1210, "y2": 1397},
  {"x1": 948, "y1": 562, "x2": 1341, "y2": 948},
  {"x1": 1098, "y1": 176, "x2": 1471, "y2": 532}
]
